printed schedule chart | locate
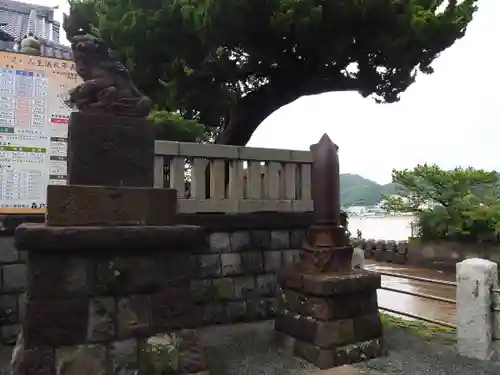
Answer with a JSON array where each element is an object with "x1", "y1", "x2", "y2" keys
[
  {"x1": 0, "y1": 52, "x2": 80, "y2": 213},
  {"x1": 0, "y1": 146, "x2": 46, "y2": 207}
]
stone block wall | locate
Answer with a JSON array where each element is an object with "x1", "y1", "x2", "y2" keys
[
  {"x1": 0, "y1": 236, "x2": 25, "y2": 355},
  {"x1": 353, "y1": 239, "x2": 409, "y2": 265},
  {"x1": 0, "y1": 228, "x2": 307, "y2": 334},
  {"x1": 12, "y1": 225, "x2": 209, "y2": 375},
  {"x1": 192, "y1": 229, "x2": 305, "y2": 325},
  {"x1": 0, "y1": 211, "x2": 313, "y2": 362},
  {"x1": 354, "y1": 238, "x2": 500, "y2": 271}
]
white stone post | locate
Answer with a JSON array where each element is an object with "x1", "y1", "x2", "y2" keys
[
  {"x1": 352, "y1": 247, "x2": 365, "y2": 269},
  {"x1": 456, "y1": 258, "x2": 497, "y2": 360}
]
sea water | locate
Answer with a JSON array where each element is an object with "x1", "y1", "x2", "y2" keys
[{"x1": 347, "y1": 215, "x2": 417, "y2": 241}]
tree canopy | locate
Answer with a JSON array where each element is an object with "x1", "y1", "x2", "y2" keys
[
  {"x1": 148, "y1": 110, "x2": 206, "y2": 142},
  {"x1": 382, "y1": 164, "x2": 500, "y2": 243},
  {"x1": 67, "y1": 0, "x2": 478, "y2": 145}
]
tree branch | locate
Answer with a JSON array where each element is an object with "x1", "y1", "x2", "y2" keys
[{"x1": 215, "y1": 74, "x2": 359, "y2": 145}]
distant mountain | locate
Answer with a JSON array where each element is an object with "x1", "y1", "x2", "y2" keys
[
  {"x1": 340, "y1": 172, "x2": 500, "y2": 207},
  {"x1": 340, "y1": 174, "x2": 398, "y2": 206}
]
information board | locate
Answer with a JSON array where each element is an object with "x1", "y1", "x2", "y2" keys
[{"x1": 0, "y1": 51, "x2": 80, "y2": 214}]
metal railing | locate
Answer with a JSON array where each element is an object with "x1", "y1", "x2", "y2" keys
[
  {"x1": 377, "y1": 271, "x2": 457, "y2": 287},
  {"x1": 376, "y1": 270, "x2": 457, "y2": 329}
]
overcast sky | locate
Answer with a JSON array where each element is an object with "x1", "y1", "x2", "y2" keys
[{"x1": 35, "y1": 0, "x2": 499, "y2": 184}]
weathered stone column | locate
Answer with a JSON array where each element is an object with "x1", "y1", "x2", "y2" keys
[
  {"x1": 274, "y1": 134, "x2": 385, "y2": 369},
  {"x1": 14, "y1": 224, "x2": 209, "y2": 374},
  {"x1": 66, "y1": 112, "x2": 155, "y2": 187}
]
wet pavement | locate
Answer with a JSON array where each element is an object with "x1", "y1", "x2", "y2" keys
[{"x1": 365, "y1": 259, "x2": 456, "y2": 325}]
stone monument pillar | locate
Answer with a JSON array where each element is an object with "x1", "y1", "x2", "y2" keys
[
  {"x1": 11, "y1": 29, "x2": 210, "y2": 375},
  {"x1": 274, "y1": 134, "x2": 385, "y2": 369}
]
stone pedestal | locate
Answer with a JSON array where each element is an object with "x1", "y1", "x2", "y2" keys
[
  {"x1": 12, "y1": 113, "x2": 210, "y2": 375},
  {"x1": 274, "y1": 226, "x2": 385, "y2": 369},
  {"x1": 46, "y1": 185, "x2": 177, "y2": 226},
  {"x1": 275, "y1": 267, "x2": 385, "y2": 369},
  {"x1": 67, "y1": 112, "x2": 155, "y2": 187},
  {"x1": 13, "y1": 224, "x2": 210, "y2": 375}
]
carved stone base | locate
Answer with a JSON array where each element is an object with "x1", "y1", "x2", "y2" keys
[
  {"x1": 12, "y1": 223, "x2": 209, "y2": 375},
  {"x1": 12, "y1": 329, "x2": 211, "y2": 375},
  {"x1": 274, "y1": 330, "x2": 385, "y2": 369},
  {"x1": 300, "y1": 225, "x2": 353, "y2": 273},
  {"x1": 67, "y1": 112, "x2": 155, "y2": 187},
  {"x1": 46, "y1": 184, "x2": 177, "y2": 226},
  {"x1": 14, "y1": 223, "x2": 205, "y2": 253},
  {"x1": 278, "y1": 265, "x2": 381, "y2": 296},
  {"x1": 275, "y1": 265, "x2": 385, "y2": 369}
]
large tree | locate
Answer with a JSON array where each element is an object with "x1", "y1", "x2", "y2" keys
[{"x1": 67, "y1": 0, "x2": 478, "y2": 145}]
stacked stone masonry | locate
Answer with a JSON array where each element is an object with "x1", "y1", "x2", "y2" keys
[
  {"x1": 6, "y1": 228, "x2": 473, "y2": 361},
  {"x1": 0, "y1": 228, "x2": 306, "y2": 361},
  {"x1": 275, "y1": 269, "x2": 386, "y2": 369},
  {"x1": 352, "y1": 239, "x2": 409, "y2": 264},
  {"x1": 353, "y1": 238, "x2": 500, "y2": 270},
  {"x1": 193, "y1": 229, "x2": 305, "y2": 325},
  {"x1": 0, "y1": 236, "x2": 25, "y2": 355},
  {"x1": 12, "y1": 224, "x2": 209, "y2": 375}
]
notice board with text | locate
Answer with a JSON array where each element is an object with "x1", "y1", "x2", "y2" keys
[{"x1": 0, "y1": 51, "x2": 80, "y2": 214}]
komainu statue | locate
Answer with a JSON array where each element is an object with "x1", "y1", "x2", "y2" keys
[{"x1": 62, "y1": 12, "x2": 152, "y2": 118}]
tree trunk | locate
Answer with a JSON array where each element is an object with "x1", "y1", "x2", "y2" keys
[
  {"x1": 215, "y1": 74, "x2": 359, "y2": 146},
  {"x1": 208, "y1": 75, "x2": 357, "y2": 195},
  {"x1": 215, "y1": 81, "x2": 301, "y2": 146}
]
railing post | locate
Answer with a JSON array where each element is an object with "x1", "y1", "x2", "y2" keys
[
  {"x1": 456, "y1": 258, "x2": 497, "y2": 360},
  {"x1": 352, "y1": 247, "x2": 364, "y2": 269}
]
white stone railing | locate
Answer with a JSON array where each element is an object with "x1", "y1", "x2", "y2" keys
[{"x1": 154, "y1": 141, "x2": 313, "y2": 213}]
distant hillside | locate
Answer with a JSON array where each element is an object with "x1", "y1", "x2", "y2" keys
[
  {"x1": 340, "y1": 172, "x2": 500, "y2": 207},
  {"x1": 340, "y1": 174, "x2": 398, "y2": 206}
]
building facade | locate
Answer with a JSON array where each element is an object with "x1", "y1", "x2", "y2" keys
[
  {"x1": 0, "y1": 0, "x2": 60, "y2": 42},
  {"x1": 0, "y1": 0, "x2": 71, "y2": 59}
]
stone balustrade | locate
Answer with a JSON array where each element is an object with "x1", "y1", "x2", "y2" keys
[{"x1": 154, "y1": 141, "x2": 313, "y2": 213}]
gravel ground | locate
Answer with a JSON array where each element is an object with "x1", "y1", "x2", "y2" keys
[
  {"x1": 2, "y1": 320, "x2": 499, "y2": 374},
  {"x1": 200, "y1": 320, "x2": 316, "y2": 375},
  {"x1": 358, "y1": 327, "x2": 500, "y2": 375},
  {"x1": 200, "y1": 320, "x2": 500, "y2": 375}
]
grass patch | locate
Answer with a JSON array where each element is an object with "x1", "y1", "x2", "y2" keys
[{"x1": 380, "y1": 312, "x2": 456, "y2": 345}]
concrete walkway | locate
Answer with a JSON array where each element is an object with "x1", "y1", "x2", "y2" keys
[{"x1": 200, "y1": 320, "x2": 500, "y2": 375}]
